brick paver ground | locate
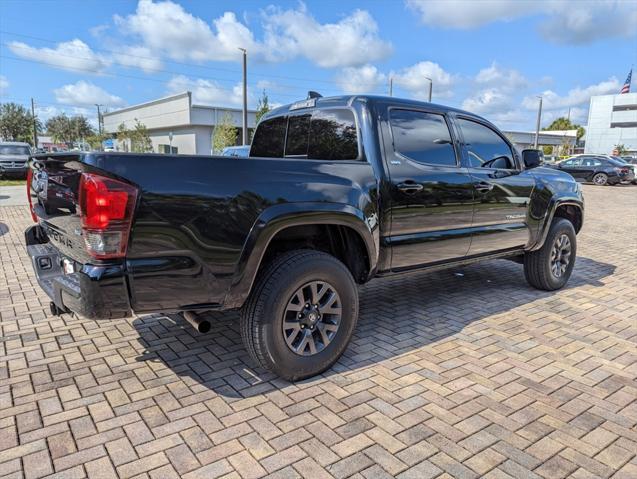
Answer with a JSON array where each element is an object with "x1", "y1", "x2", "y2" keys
[{"x1": 1, "y1": 184, "x2": 636, "y2": 479}]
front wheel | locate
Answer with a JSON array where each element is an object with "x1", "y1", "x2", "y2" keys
[
  {"x1": 592, "y1": 173, "x2": 608, "y2": 186},
  {"x1": 241, "y1": 250, "x2": 358, "y2": 381},
  {"x1": 524, "y1": 218, "x2": 576, "y2": 291}
]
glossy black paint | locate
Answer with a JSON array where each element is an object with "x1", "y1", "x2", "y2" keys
[{"x1": 26, "y1": 95, "x2": 583, "y2": 319}]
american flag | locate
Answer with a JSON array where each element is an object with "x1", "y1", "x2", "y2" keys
[{"x1": 620, "y1": 69, "x2": 632, "y2": 94}]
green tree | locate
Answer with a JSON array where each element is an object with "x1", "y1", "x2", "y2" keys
[
  {"x1": 46, "y1": 114, "x2": 74, "y2": 145},
  {"x1": 117, "y1": 119, "x2": 152, "y2": 153},
  {"x1": 543, "y1": 117, "x2": 585, "y2": 141},
  {"x1": 70, "y1": 116, "x2": 95, "y2": 140},
  {"x1": 613, "y1": 144, "x2": 627, "y2": 156},
  {"x1": 86, "y1": 133, "x2": 109, "y2": 151},
  {"x1": 255, "y1": 89, "x2": 271, "y2": 122},
  {"x1": 0, "y1": 102, "x2": 41, "y2": 145},
  {"x1": 212, "y1": 112, "x2": 238, "y2": 153}
]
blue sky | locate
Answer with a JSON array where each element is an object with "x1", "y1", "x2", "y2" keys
[{"x1": 1, "y1": 0, "x2": 636, "y2": 131}]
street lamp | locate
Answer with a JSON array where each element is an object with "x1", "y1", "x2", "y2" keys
[
  {"x1": 238, "y1": 48, "x2": 248, "y2": 146},
  {"x1": 533, "y1": 96, "x2": 543, "y2": 150},
  {"x1": 425, "y1": 77, "x2": 432, "y2": 102}
]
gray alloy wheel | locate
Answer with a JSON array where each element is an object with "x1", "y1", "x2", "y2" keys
[
  {"x1": 550, "y1": 234, "x2": 572, "y2": 278},
  {"x1": 282, "y1": 281, "x2": 342, "y2": 356},
  {"x1": 592, "y1": 173, "x2": 608, "y2": 185}
]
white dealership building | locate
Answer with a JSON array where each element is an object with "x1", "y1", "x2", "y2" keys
[
  {"x1": 102, "y1": 92, "x2": 257, "y2": 155},
  {"x1": 585, "y1": 92, "x2": 637, "y2": 155}
]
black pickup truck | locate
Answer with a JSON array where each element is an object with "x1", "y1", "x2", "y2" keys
[{"x1": 25, "y1": 95, "x2": 584, "y2": 380}]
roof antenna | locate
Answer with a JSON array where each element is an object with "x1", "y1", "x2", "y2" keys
[{"x1": 307, "y1": 91, "x2": 322, "y2": 99}]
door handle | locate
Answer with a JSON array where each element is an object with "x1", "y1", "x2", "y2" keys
[
  {"x1": 475, "y1": 181, "x2": 494, "y2": 192},
  {"x1": 397, "y1": 181, "x2": 424, "y2": 193}
]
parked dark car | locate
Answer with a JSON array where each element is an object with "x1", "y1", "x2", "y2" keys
[
  {"x1": 552, "y1": 155, "x2": 634, "y2": 185},
  {"x1": 25, "y1": 94, "x2": 584, "y2": 380}
]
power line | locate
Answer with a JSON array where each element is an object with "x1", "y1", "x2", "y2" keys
[{"x1": 0, "y1": 29, "x2": 390, "y2": 89}]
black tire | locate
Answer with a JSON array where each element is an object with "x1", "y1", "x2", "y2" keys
[
  {"x1": 524, "y1": 218, "x2": 576, "y2": 291},
  {"x1": 592, "y1": 172, "x2": 608, "y2": 186},
  {"x1": 241, "y1": 250, "x2": 358, "y2": 381}
]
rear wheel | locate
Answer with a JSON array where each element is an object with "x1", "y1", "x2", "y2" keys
[
  {"x1": 524, "y1": 218, "x2": 576, "y2": 291},
  {"x1": 241, "y1": 250, "x2": 358, "y2": 381},
  {"x1": 592, "y1": 173, "x2": 608, "y2": 186}
]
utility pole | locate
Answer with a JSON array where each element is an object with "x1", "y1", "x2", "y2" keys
[
  {"x1": 567, "y1": 107, "x2": 571, "y2": 122},
  {"x1": 533, "y1": 96, "x2": 543, "y2": 150},
  {"x1": 239, "y1": 48, "x2": 248, "y2": 145},
  {"x1": 95, "y1": 104, "x2": 103, "y2": 135},
  {"x1": 31, "y1": 98, "x2": 38, "y2": 149},
  {"x1": 388, "y1": 77, "x2": 393, "y2": 96},
  {"x1": 426, "y1": 77, "x2": 433, "y2": 102}
]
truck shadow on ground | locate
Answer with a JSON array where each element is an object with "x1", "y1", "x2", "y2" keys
[{"x1": 132, "y1": 256, "x2": 615, "y2": 399}]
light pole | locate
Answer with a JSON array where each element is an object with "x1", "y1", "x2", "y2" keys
[
  {"x1": 239, "y1": 48, "x2": 248, "y2": 145},
  {"x1": 388, "y1": 76, "x2": 393, "y2": 96},
  {"x1": 425, "y1": 77, "x2": 432, "y2": 102},
  {"x1": 95, "y1": 104, "x2": 103, "y2": 135},
  {"x1": 533, "y1": 96, "x2": 543, "y2": 150}
]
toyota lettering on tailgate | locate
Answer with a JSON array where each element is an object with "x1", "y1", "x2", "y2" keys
[{"x1": 44, "y1": 225, "x2": 73, "y2": 249}]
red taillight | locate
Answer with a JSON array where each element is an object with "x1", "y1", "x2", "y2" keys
[
  {"x1": 26, "y1": 167, "x2": 38, "y2": 222},
  {"x1": 79, "y1": 173, "x2": 138, "y2": 259}
]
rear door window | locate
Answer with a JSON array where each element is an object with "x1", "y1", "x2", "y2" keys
[
  {"x1": 249, "y1": 116, "x2": 287, "y2": 157},
  {"x1": 308, "y1": 109, "x2": 358, "y2": 160},
  {"x1": 389, "y1": 109, "x2": 457, "y2": 167}
]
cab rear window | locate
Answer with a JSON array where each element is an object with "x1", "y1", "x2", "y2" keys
[{"x1": 250, "y1": 108, "x2": 358, "y2": 160}]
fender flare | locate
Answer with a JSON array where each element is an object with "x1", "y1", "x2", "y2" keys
[
  {"x1": 528, "y1": 197, "x2": 583, "y2": 251},
  {"x1": 224, "y1": 202, "x2": 379, "y2": 308}
]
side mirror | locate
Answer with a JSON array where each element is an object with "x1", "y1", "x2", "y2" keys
[{"x1": 522, "y1": 149, "x2": 542, "y2": 169}]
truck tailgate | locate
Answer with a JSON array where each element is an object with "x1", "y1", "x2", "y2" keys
[{"x1": 28, "y1": 154, "x2": 92, "y2": 263}]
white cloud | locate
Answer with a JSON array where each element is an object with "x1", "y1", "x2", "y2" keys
[
  {"x1": 111, "y1": 45, "x2": 163, "y2": 73},
  {"x1": 8, "y1": 39, "x2": 111, "y2": 74},
  {"x1": 262, "y1": 5, "x2": 392, "y2": 67},
  {"x1": 475, "y1": 62, "x2": 528, "y2": 90},
  {"x1": 391, "y1": 61, "x2": 455, "y2": 99},
  {"x1": 336, "y1": 64, "x2": 387, "y2": 94},
  {"x1": 462, "y1": 88, "x2": 510, "y2": 115},
  {"x1": 406, "y1": 0, "x2": 637, "y2": 44},
  {"x1": 0, "y1": 75, "x2": 8, "y2": 93},
  {"x1": 114, "y1": 0, "x2": 390, "y2": 68},
  {"x1": 539, "y1": 1, "x2": 637, "y2": 44},
  {"x1": 166, "y1": 75, "x2": 247, "y2": 107},
  {"x1": 115, "y1": 1, "x2": 260, "y2": 62},
  {"x1": 522, "y1": 78, "x2": 620, "y2": 110},
  {"x1": 406, "y1": 0, "x2": 535, "y2": 29},
  {"x1": 54, "y1": 81, "x2": 126, "y2": 108}
]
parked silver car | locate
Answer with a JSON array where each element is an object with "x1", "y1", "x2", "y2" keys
[{"x1": 0, "y1": 142, "x2": 31, "y2": 178}]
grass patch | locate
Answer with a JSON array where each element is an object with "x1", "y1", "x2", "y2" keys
[{"x1": 0, "y1": 179, "x2": 26, "y2": 186}]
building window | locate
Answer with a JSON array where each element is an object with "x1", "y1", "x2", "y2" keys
[
  {"x1": 610, "y1": 122, "x2": 637, "y2": 128},
  {"x1": 158, "y1": 144, "x2": 178, "y2": 154},
  {"x1": 613, "y1": 105, "x2": 637, "y2": 112}
]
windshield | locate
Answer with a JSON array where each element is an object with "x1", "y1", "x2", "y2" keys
[{"x1": 0, "y1": 145, "x2": 30, "y2": 155}]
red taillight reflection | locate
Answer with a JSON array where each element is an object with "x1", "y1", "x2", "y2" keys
[
  {"x1": 26, "y1": 166, "x2": 38, "y2": 222},
  {"x1": 79, "y1": 173, "x2": 138, "y2": 259}
]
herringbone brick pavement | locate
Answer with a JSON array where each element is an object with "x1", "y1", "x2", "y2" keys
[{"x1": 0, "y1": 184, "x2": 636, "y2": 478}]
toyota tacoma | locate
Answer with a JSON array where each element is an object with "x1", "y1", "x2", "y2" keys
[{"x1": 25, "y1": 94, "x2": 584, "y2": 380}]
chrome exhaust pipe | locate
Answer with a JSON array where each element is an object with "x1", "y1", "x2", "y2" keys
[{"x1": 183, "y1": 311, "x2": 211, "y2": 333}]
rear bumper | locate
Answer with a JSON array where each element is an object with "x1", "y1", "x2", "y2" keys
[{"x1": 25, "y1": 225, "x2": 132, "y2": 319}]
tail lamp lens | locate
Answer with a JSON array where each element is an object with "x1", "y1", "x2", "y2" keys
[{"x1": 79, "y1": 173, "x2": 138, "y2": 258}]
